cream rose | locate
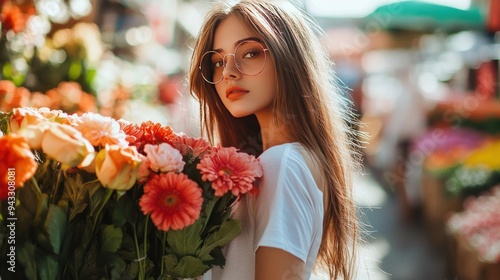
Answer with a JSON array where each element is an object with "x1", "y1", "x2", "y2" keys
[{"x1": 18, "y1": 122, "x2": 52, "y2": 149}]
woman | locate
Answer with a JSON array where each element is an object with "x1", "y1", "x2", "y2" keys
[{"x1": 189, "y1": 1, "x2": 361, "y2": 279}]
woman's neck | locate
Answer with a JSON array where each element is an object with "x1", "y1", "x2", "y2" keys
[{"x1": 255, "y1": 112, "x2": 291, "y2": 151}]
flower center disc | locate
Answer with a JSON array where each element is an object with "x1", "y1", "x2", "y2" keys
[{"x1": 164, "y1": 194, "x2": 178, "y2": 207}]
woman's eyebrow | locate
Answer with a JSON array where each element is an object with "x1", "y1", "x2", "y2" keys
[{"x1": 212, "y1": 37, "x2": 264, "y2": 53}]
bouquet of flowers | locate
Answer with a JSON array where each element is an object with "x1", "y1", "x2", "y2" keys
[{"x1": 0, "y1": 107, "x2": 262, "y2": 280}]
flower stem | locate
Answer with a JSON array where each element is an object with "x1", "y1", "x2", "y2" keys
[
  {"x1": 142, "y1": 216, "x2": 149, "y2": 278},
  {"x1": 133, "y1": 224, "x2": 145, "y2": 280},
  {"x1": 161, "y1": 231, "x2": 167, "y2": 276},
  {"x1": 50, "y1": 164, "x2": 64, "y2": 204},
  {"x1": 92, "y1": 188, "x2": 113, "y2": 228},
  {"x1": 30, "y1": 176, "x2": 42, "y2": 195}
]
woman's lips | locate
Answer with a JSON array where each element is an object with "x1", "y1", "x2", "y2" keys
[{"x1": 226, "y1": 86, "x2": 249, "y2": 99}]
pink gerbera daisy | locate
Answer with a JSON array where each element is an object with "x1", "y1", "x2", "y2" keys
[
  {"x1": 171, "y1": 133, "x2": 211, "y2": 158},
  {"x1": 139, "y1": 173, "x2": 203, "y2": 231},
  {"x1": 197, "y1": 147, "x2": 263, "y2": 197}
]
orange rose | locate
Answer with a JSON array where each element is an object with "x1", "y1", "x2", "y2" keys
[
  {"x1": 95, "y1": 145, "x2": 142, "y2": 191},
  {"x1": 0, "y1": 134, "x2": 38, "y2": 200},
  {"x1": 41, "y1": 123, "x2": 95, "y2": 168}
]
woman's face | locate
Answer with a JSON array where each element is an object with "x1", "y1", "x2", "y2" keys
[{"x1": 211, "y1": 14, "x2": 277, "y2": 118}]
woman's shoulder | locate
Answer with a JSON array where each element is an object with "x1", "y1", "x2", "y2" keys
[
  {"x1": 259, "y1": 142, "x2": 325, "y2": 194},
  {"x1": 258, "y1": 142, "x2": 312, "y2": 178},
  {"x1": 258, "y1": 142, "x2": 302, "y2": 163}
]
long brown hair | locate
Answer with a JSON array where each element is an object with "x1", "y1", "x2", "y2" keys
[{"x1": 189, "y1": 1, "x2": 361, "y2": 279}]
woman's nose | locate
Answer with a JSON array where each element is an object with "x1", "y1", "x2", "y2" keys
[{"x1": 222, "y1": 55, "x2": 241, "y2": 80}]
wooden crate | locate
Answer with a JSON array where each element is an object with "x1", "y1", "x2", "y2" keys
[
  {"x1": 452, "y1": 233, "x2": 500, "y2": 280},
  {"x1": 421, "y1": 170, "x2": 463, "y2": 248}
]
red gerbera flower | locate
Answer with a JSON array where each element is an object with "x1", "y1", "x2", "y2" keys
[
  {"x1": 133, "y1": 121, "x2": 176, "y2": 153},
  {"x1": 139, "y1": 173, "x2": 203, "y2": 231},
  {"x1": 197, "y1": 147, "x2": 263, "y2": 197}
]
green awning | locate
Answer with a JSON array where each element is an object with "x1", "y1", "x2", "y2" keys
[{"x1": 362, "y1": 1, "x2": 486, "y2": 33}]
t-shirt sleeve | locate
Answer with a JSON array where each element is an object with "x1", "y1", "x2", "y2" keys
[{"x1": 253, "y1": 148, "x2": 316, "y2": 262}]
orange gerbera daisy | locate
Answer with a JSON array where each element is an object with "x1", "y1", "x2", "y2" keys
[
  {"x1": 119, "y1": 120, "x2": 144, "y2": 145},
  {"x1": 139, "y1": 173, "x2": 203, "y2": 231},
  {"x1": 197, "y1": 147, "x2": 263, "y2": 197}
]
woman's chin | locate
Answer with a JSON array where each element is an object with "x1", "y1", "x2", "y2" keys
[{"x1": 228, "y1": 108, "x2": 253, "y2": 119}]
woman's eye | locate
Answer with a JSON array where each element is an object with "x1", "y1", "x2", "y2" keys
[
  {"x1": 243, "y1": 51, "x2": 257, "y2": 58},
  {"x1": 213, "y1": 60, "x2": 224, "y2": 68}
]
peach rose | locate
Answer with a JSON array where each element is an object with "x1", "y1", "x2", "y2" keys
[
  {"x1": 0, "y1": 134, "x2": 38, "y2": 200},
  {"x1": 41, "y1": 123, "x2": 95, "y2": 168},
  {"x1": 95, "y1": 145, "x2": 142, "y2": 191},
  {"x1": 9, "y1": 107, "x2": 49, "y2": 133}
]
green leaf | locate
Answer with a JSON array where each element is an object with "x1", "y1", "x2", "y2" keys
[
  {"x1": 124, "y1": 261, "x2": 139, "y2": 279},
  {"x1": 110, "y1": 200, "x2": 126, "y2": 227},
  {"x1": 167, "y1": 219, "x2": 204, "y2": 256},
  {"x1": 79, "y1": 241, "x2": 102, "y2": 279},
  {"x1": 162, "y1": 253, "x2": 178, "y2": 275},
  {"x1": 70, "y1": 203, "x2": 88, "y2": 221},
  {"x1": 69, "y1": 215, "x2": 94, "y2": 274},
  {"x1": 90, "y1": 186, "x2": 107, "y2": 216},
  {"x1": 115, "y1": 194, "x2": 138, "y2": 226},
  {"x1": 63, "y1": 174, "x2": 95, "y2": 221},
  {"x1": 43, "y1": 204, "x2": 68, "y2": 254},
  {"x1": 164, "y1": 253, "x2": 178, "y2": 267},
  {"x1": 197, "y1": 219, "x2": 241, "y2": 260},
  {"x1": 15, "y1": 183, "x2": 39, "y2": 240},
  {"x1": 0, "y1": 111, "x2": 12, "y2": 134},
  {"x1": 199, "y1": 198, "x2": 217, "y2": 233},
  {"x1": 110, "y1": 257, "x2": 127, "y2": 280},
  {"x1": 95, "y1": 252, "x2": 127, "y2": 280},
  {"x1": 38, "y1": 252, "x2": 59, "y2": 280},
  {"x1": 119, "y1": 232, "x2": 136, "y2": 253},
  {"x1": 101, "y1": 225, "x2": 123, "y2": 253},
  {"x1": 208, "y1": 246, "x2": 225, "y2": 267},
  {"x1": 17, "y1": 241, "x2": 38, "y2": 279},
  {"x1": 34, "y1": 193, "x2": 50, "y2": 226},
  {"x1": 171, "y1": 256, "x2": 209, "y2": 278}
]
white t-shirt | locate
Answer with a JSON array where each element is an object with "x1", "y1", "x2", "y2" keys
[{"x1": 200, "y1": 142, "x2": 324, "y2": 280}]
